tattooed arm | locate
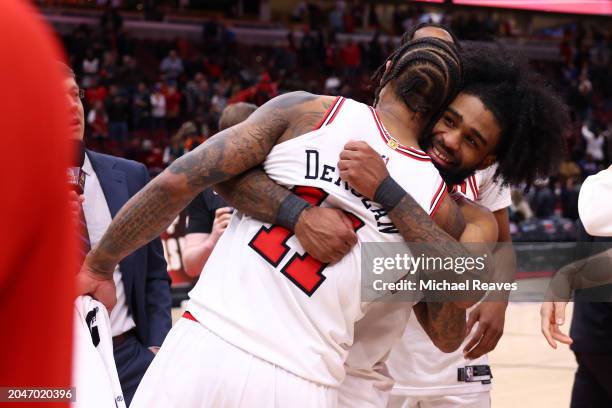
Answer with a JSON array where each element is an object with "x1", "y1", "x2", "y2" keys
[
  {"x1": 413, "y1": 302, "x2": 465, "y2": 352},
  {"x1": 414, "y1": 198, "x2": 498, "y2": 352},
  {"x1": 78, "y1": 92, "x2": 335, "y2": 306}
]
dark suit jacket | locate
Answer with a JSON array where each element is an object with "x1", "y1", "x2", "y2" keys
[
  {"x1": 570, "y1": 221, "x2": 612, "y2": 353},
  {"x1": 87, "y1": 149, "x2": 171, "y2": 347}
]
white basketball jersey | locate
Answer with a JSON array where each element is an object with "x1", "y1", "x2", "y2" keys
[
  {"x1": 187, "y1": 97, "x2": 447, "y2": 387},
  {"x1": 387, "y1": 165, "x2": 510, "y2": 397}
]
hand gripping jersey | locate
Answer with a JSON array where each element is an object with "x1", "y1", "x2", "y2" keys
[
  {"x1": 187, "y1": 97, "x2": 447, "y2": 387},
  {"x1": 387, "y1": 165, "x2": 511, "y2": 398}
]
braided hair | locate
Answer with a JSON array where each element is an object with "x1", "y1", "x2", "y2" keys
[{"x1": 371, "y1": 37, "x2": 462, "y2": 120}]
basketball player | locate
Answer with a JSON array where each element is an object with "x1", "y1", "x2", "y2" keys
[{"x1": 80, "y1": 37, "x2": 476, "y2": 406}]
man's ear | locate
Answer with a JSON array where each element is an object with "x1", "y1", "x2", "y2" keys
[
  {"x1": 384, "y1": 60, "x2": 392, "y2": 75},
  {"x1": 477, "y1": 155, "x2": 497, "y2": 170}
]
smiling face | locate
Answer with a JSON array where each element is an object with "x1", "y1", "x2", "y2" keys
[
  {"x1": 63, "y1": 75, "x2": 85, "y2": 140},
  {"x1": 423, "y1": 92, "x2": 501, "y2": 185}
]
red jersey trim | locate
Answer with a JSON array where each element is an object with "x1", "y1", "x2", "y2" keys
[
  {"x1": 182, "y1": 311, "x2": 198, "y2": 322},
  {"x1": 369, "y1": 107, "x2": 431, "y2": 162},
  {"x1": 430, "y1": 180, "x2": 448, "y2": 218},
  {"x1": 326, "y1": 97, "x2": 345, "y2": 125},
  {"x1": 468, "y1": 175, "x2": 479, "y2": 200},
  {"x1": 313, "y1": 96, "x2": 343, "y2": 130}
]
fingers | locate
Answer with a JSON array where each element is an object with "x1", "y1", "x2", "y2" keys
[
  {"x1": 551, "y1": 324, "x2": 573, "y2": 346},
  {"x1": 463, "y1": 325, "x2": 484, "y2": 357},
  {"x1": 343, "y1": 140, "x2": 374, "y2": 153},
  {"x1": 214, "y1": 213, "x2": 233, "y2": 228},
  {"x1": 343, "y1": 140, "x2": 366, "y2": 151},
  {"x1": 338, "y1": 149, "x2": 360, "y2": 161},
  {"x1": 337, "y1": 212, "x2": 358, "y2": 247},
  {"x1": 554, "y1": 301, "x2": 568, "y2": 326},
  {"x1": 464, "y1": 323, "x2": 503, "y2": 359},
  {"x1": 540, "y1": 302, "x2": 557, "y2": 349},
  {"x1": 337, "y1": 159, "x2": 351, "y2": 172},
  {"x1": 465, "y1": 308, "x2": 480, "y2": 336},
  {"x1": 215, "y1": 207, "x2": 233, "y2": 216}
]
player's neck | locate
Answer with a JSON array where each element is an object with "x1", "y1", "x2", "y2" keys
[{"x1": 375, "y1": 99, "x2": 426, "y2": 149}]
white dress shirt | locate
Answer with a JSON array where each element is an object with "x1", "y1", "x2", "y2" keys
[{"x1": 82, "y1": 154, "x2": 136, "y2": 336}]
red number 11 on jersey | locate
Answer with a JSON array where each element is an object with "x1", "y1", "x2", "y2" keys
[{"x1": 248, "y1": 186, "x2": 364, "y2": 296}]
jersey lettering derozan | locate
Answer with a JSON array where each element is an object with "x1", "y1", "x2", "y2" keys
[{"x1": 187, "y1": 97, "x2": 447, "y2": 386}]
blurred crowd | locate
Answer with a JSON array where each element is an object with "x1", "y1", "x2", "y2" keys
[{"x1": 58, "y1": 5, "x2": 612, "y2": 239}]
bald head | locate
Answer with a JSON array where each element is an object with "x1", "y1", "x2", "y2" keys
[
  {"x1": 219, "y1": 102, "x2": 258, "y2": 131},
  {"x1": 412, "y1": 26, "x2": 454, "y2": 43}
]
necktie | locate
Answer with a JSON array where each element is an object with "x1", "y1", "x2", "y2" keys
[{"x1": 71, "y1": 168, "x2": 91, "y2": 266}]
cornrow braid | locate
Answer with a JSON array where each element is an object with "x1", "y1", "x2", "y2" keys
[{"x1": 371, "y1": 37, "x2": 462, "y2": 119}]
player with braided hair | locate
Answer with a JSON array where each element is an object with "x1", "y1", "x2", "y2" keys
[{"x1": 371, "y1": 36, "x2": 462, "y2": 110}]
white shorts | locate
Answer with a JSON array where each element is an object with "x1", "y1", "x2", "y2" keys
[
  {"x1": 131, "y1": 318, "x2": 337, "y2": 408},
  {"x1": 387, "y1": 391, "x2": 490, "y2": 408}
]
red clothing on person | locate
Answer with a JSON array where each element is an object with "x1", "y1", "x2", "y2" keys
[
  {"x1": 86, "y1": 85, "x2": 108, "y2": 105},
  {"x1": 0, "y1": 1, "x2": 75, "y2": 405},
  {"x1": 165, "y1": 90, "x2": 182, "y2": 117},
  {"x1": 341, "y1": 42, "x2": 361, "y2": 67}
]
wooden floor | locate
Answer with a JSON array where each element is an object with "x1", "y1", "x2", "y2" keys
[{"x1": 490, "y1": 301, "x2": 575, "y2": 408}]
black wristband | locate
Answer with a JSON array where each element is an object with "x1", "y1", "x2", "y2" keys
[
  {"x1": 275, "y1": 194, "x2": 311, "y2": 230},
  {"x1": 374, "y1": 176, "x2": 407, "y2": 212}
]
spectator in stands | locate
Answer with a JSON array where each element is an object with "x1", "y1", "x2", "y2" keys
[
  {"x1": 182, "y1": 102, "x2": 256, "y2": 277},
  {"x1": 82, "y1": 48, "x2": 99, "y2": 88},
  {"x1": 87, "y1": 100, "x2": 109, "y2": 142},
  {"x1": 86, "y1": 77, "x2": 108, "y2": 105},
  {"x1": 329, "y1": 2, "x2": 345, "y2": 33},
  {"x1": 582, "y1": 121, "x2": 605, "y2": 164},
  {"x1": 132, "y1": 81, "x2": 151, "y2": 133},
  {"x1": 150, "y1": 83, "x2": 166, "y2": 133},
  {"x1": 105, "y1": 84, "x2": 129, "y2": 144},
  {"x1": 559, "y1": 158, "x2": 583, "y2": 181},
  {"x1": 561, "y1": 176, "x2": 580, "y2": 220},
  {"x1": 340, "y1": 39, "x2": 361, "y2": 79},
  {"x1": 159, "y1": 49, "x2": 184, "y2": 81},
  {"x1": 527, "y1": 179, "x2": 556, "y2": 218},
  {"x1": 580, "y1": 153, "x2": 599, "y2": 178},
  {"x1": 162, "y1": 129, "x2": 185, "y2": 167},
  {"x1": 164, "y1": 83, "x2": 182, "y2": 133},
  {"x1": 510, "y1": 189, "x2": 533, "y2": 223}
]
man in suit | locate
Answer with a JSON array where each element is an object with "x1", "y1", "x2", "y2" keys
[{"x1": 64, "y1": 63, "x2": 171, "y2": 406}]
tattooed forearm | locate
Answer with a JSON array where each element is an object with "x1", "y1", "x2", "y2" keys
[
  {"x1": 88, "y1": 92, "x2": 334, "y2": 278},
  {"x1": 388, "y1": 193, "x2": 468, "y2": 262},
  {"x1": 389, "y1": 194, "x2": 490, "y2": 305},
  {"x1": 415, "y1": 302, "x2": 466, "y2": 352},
  {"x1": 215, "y1": 167, "x2": 293, "y2": 224}
]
